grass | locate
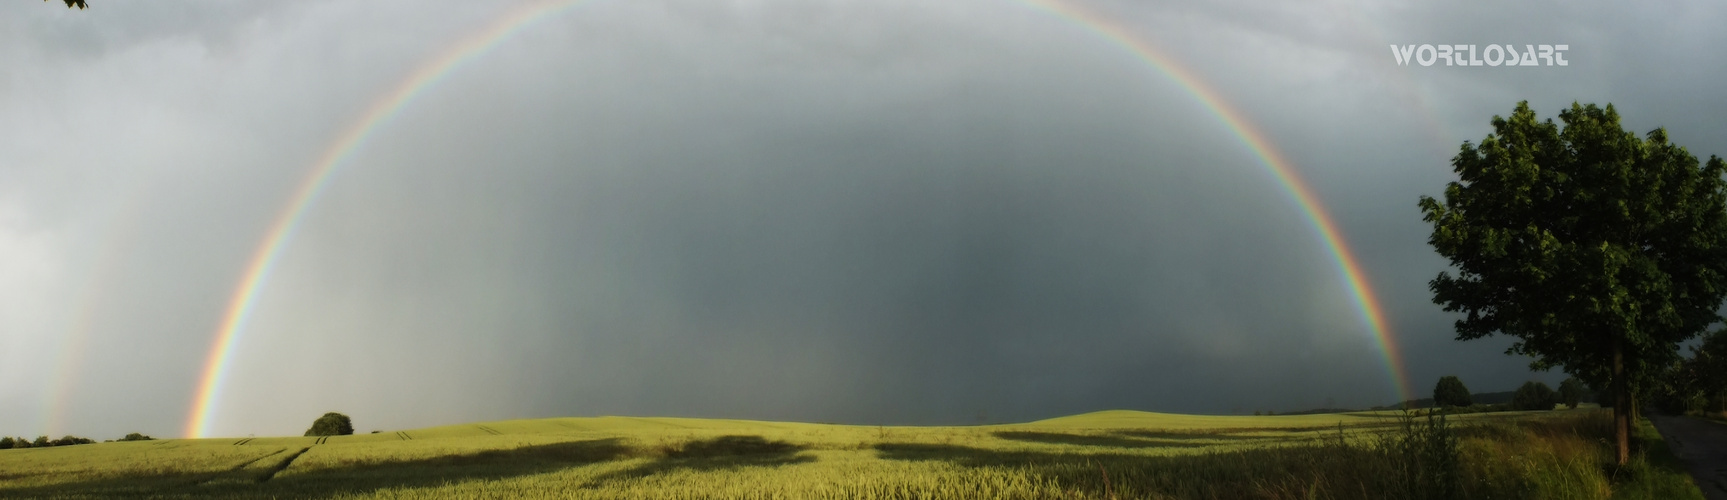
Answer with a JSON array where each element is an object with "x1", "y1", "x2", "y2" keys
[
  {"x1": 1607, "y1": 418, "x2": 1706, "y2": 500},
  {"x1": 0, "y1": 408, "x2": 1704, "y2": 499}
]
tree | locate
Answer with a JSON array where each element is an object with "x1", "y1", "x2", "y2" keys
[
  {"x1": 1688, "y1": 329, "x2": 1727, "y2": 413},
  {"x1": 46, "y1": 0, "x2": 88, "y2": 9},
  {"x1": 51, "y1": 436, "x2": 93, "y2": 446},
  {"x1": 1512, "y1": 381, "x2": 1557, "y2": 411},
  {"x1": 11, "y1": 437, "x2": 29, "y2": 449},
  {"x1": 1433, "y1": 376, "x2": 1474, "y2": 407},
  {"x1": 31, "y1": 436, "x2": 49, "y2": 447},
  {"x1": 0, "y1": 437, "x2": 12, "y2": 449},
  {"x1": 305, "y1": 412, "x2": 354, "y2": 437},
  {"x1": 118, "y1": 432, "x2": 153, "y2": 442},
  {"x1": 1558, "y1": 377, "x2": 1589, "y2": 409},
  {"x1": 1420, "y1": 101, "x2": 1727, "y2": 464}
]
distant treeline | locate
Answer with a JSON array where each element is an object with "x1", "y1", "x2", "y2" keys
[
  {"x1": 1384, "y1": 390, "x2": 1524, "y2": 410},
  {"x1": 0, "y1": 432, "x2": 152, "y2": 449},
  {"x1": 1275, "y1": 387, "x2": 1595, "y2": 416}
]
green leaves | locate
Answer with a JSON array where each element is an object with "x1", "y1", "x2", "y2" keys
[
  {"x1": 305, "y1": 412, "x2": 355, "y2": 437},
  {"x1": 1421, "y1": 102, "x2": 1727, "y2": 463},
  {"x1": 1432, "y1": 376, "x2": 1473, "y2": 407},
  {"x1": 1422, "y1": 102, "x2": 1727, "y2": 371}
]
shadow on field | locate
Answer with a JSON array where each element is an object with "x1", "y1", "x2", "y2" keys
[
  {"x1": 582, "y1": 435, "x2": 813, "y2": 488},
  {"x1": 992, "y1": 431, "x2": 1214, "y2": 449},
  {"x1": 0, "y1": 446, "x2": 300, "y2": 499},
  {"x1": 1114, "y1": 429, "x2": 1282, "y2": 441},
  {"x1": 874, "y1": 440, "x2": 1394, "y2": 500},
  {"x1": 0, "y1": 438, "x2": 634, "y2": 499},
  {"x1": 0, "y1": 436, "x2": 812, "y2": 499}
]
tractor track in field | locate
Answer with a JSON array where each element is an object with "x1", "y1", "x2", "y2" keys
[
  {"x1": 229, "y1": 448, "x2": 284, "y2": 471},
  {"x1": 476, "y1": 425, "x2": 503, "y2": 436},
  {"x1": 192, "y1": 449, "x2": 288, "y2": 487},
  {"x1": 232, "y1": 438, "x2": 254, "y2": 445},
  {"x1": 396, "y1": 431, "x2": 412, "y2": 440},
  {"x1": 257, "y1": 447, "x2": 311, "y2": 483},
  {"x1": 312, "y1": 436, "x2": 330, "y2": 445}
]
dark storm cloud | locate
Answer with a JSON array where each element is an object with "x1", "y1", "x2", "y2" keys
[
  {"x1": 1084, "y1": 0, "x2": 1727, "y2": 395},
  {"x1": 3, "y1": 0, "x2": 1724, "y2": 438}
]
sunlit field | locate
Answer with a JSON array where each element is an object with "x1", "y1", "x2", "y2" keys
[{"x1": 0, "y1": 408, "x2": 1699, "y2": 499}]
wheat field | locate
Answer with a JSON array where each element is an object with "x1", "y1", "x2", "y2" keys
[{"x1": 0, "y1": 408, "x2": 1694, "y2": 499}]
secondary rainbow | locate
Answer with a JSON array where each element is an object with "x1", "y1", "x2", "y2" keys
[{"x1": 186, "y1": 0, "x2": 1409, "y2": 438}]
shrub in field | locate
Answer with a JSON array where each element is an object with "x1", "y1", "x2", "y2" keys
[
  {"x1": 1513, "y1": 381, "x2": 1558, "y2": 410},
  {"x1": 117, "y1": 432, "x2": 152, "y2": 442},
  {"x1": 1375, "y1": 411, "x2": 1463, "y2": 499},
  {"x1": 1434, "y1": 376, "x2": 1474, "y2": 408},
  {"x1": 304, "y1": 412, "x2": 354, "y2": 436}
]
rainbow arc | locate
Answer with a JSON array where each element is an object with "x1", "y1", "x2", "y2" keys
[{"x1": 185, "y1": 0, "x2": 1409, "y2": 438}]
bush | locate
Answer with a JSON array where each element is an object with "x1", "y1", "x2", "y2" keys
[
  {"x1": 305, "y1": 412, "x2": 354, "y2": 437},
  {"x1": 1434, "y1": 376, "x2": 1474, "y2": 407},
  {"x1": 1375, "y1": 411, "x2": 1461, "y2": 500},
  {"x1": 50, "y1": 436, "x2": 93, "y2": 446},
  {"x1": 117, "y1": 432, "x2": 153, "y2": 442},
  {"x1": 1512, "y1": 381, "x2": 1558, "y2": 411}
]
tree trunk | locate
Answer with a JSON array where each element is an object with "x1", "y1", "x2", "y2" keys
[{"x1": 1614, "y1": 339, "x2": 1631, "y2": 465}]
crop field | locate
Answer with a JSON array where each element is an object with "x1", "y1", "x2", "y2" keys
[{"x1": 0, "y1": 408, "x2": 1698, "y2": 499}]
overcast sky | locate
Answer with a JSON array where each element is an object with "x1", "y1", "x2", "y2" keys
[{"x1": 3, "y1": 0, "x2": 1724, "y2": 439}]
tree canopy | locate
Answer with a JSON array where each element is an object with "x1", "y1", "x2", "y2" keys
[
  {"x1": 1420, "y1": 101, "x2": 1727, "y2": 463},
  {"x1": 1663, "y1": 329, "x2": 1727, "y2": 414},
  {"x1": 1557, "y1": 377, "x2": 1588, "y2": 409},
  {"x1": 1511, "y1": 381, "x2": 1557, "y2": 411},
  {"x1": 305, "y1": 412, "x2": 355, "y2": 437},
  {"x1": 1432, "y1": 376, "x2": 1473, "y2": 407}
]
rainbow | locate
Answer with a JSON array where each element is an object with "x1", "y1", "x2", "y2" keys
[
  {"x1": 182, "y1": 0, "x2": 597, "y2": 439},
  {"x1": 1012, "y1": 1, "x2": 1412, "y2": 401},
  {"x1": 185, "y1": 0, "x2": 1409, "y2": 438}
]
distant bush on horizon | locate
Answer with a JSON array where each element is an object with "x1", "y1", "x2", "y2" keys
[
  {"x1": 0, "y1": 435, "x2": 94, "y2": 449},
  {"x1": 305, "y1": 412, "x2": 355, "y2": 437},
  {"x1": 1513, "y1": 382, "x2": 1560, "y2": 411}
]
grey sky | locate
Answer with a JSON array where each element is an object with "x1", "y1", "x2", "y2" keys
[{"x1": 2, "y1": 0, "x2": 1723, "y2": 439}]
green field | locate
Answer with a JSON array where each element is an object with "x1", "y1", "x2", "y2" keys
[{"x1": 0, "y1": 408, "x2": 1700, "y2": 499}]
